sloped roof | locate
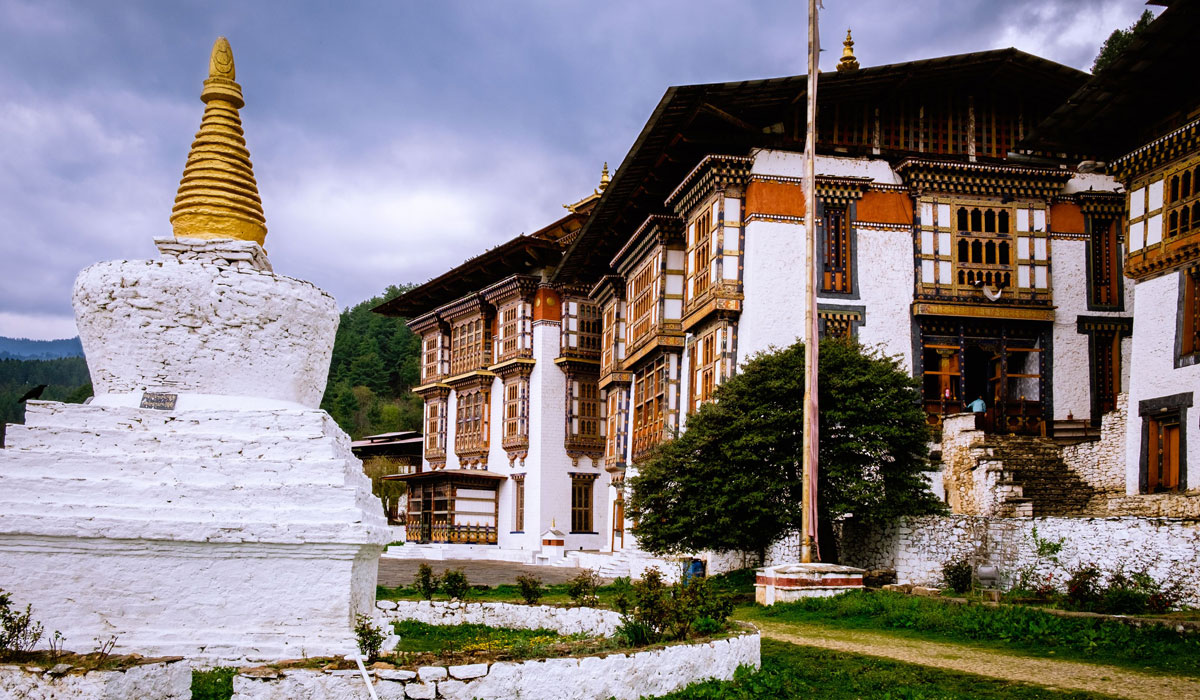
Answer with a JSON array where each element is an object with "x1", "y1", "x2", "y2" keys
[{"x1": 551, "y1": 48, "x2": 1086, "y2": 286}]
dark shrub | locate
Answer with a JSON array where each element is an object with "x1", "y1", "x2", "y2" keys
[
  {"x1": 610, "y1": 576, "x2": 634, "y2": 615},
  {"x1": 1065, "y1": 563, "x2": 1103, "y2": 610},
  {"x1": 354, "y1": 613, "x2": 385, "y2": 661},
  {"x1": 414, "y1": 563, "x2": 438, "y2": 600},
  {"x1": 440, "y1": 569, "x2": 470, "y2": 600},
  {"x1": 566, "y1": 571, "x2": 601, "y2": 607},
  {"x1": 941, "y1": 558, "x2": 973, "y2": 594},
  {"x1": 693, "y1": 617, "x2": 722, "y2": 636},
  {"x1": 0, "y1": 589, "x2": 43, "y2": 656},
  {"x1": 516, "y1": 574, "x2": 544, "y2": 605}
]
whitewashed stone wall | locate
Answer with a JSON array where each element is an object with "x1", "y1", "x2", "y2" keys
[
  {"x1": 842, "y1": 514, "x2": 1200, "y2": 606},
  {"x1": 231, "y1": 632, "x2": 761, "y2": 700},
  {"x1": 376, "y1": 600, "x2": 623, "y2": 638},
  {"x1": 73, "y1": 238, "x2": 337, "y2": 408},
  {"x1": 1062, "y1": 394, "x2": 1128, "y2": 493},
  {"x1": 0, "y1": 660, "x2": 191, "y2": 699}
]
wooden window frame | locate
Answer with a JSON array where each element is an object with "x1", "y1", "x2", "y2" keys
[
  {"x1": 450, "y1": 316, "x2": 490, "y2": 376},
  {"x1": 512, "y1": 474, "x2": 525, "y2": 532},
  {"x1": 821, "y1": 204, "x2": 852, "y2": 293},
  {"x1": 570, "y1": 474, "x2": 597, "y2": 533},
  {"x1": 1138, "y1": 393, "x2": 1191, "y2": 494},
  {"x1": 626, "y1": 254, "x2": 660, "y2": 349},
  {"x1": 632, "y1": 355, "x2": 669, "y2": 459},
  {"x1": 1087, "y1": 216, "x2": 1122, "y2": 310}
]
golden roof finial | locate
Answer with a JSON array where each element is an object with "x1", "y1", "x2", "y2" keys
[
  {"x1": 837, "y1": 29, "x2": 860, "y2": 73},
  {"x1": 599, "y1": 162, "x2": 610, "y2": 191},
  {"x1": 170, "y1": 37, "x2": 267, "y2": 246}
]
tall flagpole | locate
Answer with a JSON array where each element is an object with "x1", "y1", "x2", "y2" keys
[{"x1": 800, "y1": 0, "x2": 820, "y2": 564}]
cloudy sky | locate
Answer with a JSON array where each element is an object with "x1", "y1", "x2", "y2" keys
[{"x1": 0, "y1": 0, "x2": 1154, "y2": 340}]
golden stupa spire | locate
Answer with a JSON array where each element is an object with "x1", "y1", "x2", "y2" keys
[
  {"x1": 170, "y1": 37, "x2": 267, "y2": 246},
  {"x1": 837, "y1": 29, "x2": 860, "y2": 73},
  {"x1": 599, "y1": 162, "x2": 610, "y2": 191}
]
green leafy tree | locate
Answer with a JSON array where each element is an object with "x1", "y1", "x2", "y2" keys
[
  {"x1": 628, "y1": 338, "x2": 943, "y2": 562},
  {"x1": 1093, "y1": 9, "x2": 1154, "y2": 74}
]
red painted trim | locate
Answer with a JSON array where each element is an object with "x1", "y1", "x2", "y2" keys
[{"x1": 542, "y1": 539, "x2": 565, "y2": 546}]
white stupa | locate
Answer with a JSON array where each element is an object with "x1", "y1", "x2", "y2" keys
[{"x1": 0, "y1": 37, "x2": 390, "y2": 662}]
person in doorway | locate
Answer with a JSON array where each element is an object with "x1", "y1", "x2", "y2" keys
[{"x1": 967, "y1": 396, "x2": 987, "y2": 413}]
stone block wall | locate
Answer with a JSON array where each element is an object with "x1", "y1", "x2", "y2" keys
[
  {"x1": 231, "y1": 633, "x2": 761, "y2": 700},
  {"x1": 0, "y1": 660, "x2": 191, "y2": 699},
  {"x1": 841, "y1": 514, "x2": 1200, "y2": 606},
  {"x1": 1061, "y1": 394, "x2": 1127, "y2": 494},
  {"x1": 376, "y1": 600, "x2": 623, "y2": 638}
]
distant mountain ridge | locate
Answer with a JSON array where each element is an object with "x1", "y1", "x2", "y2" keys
[{"x1": 0, "y1": 336, "x2": 84, "y2": 360}]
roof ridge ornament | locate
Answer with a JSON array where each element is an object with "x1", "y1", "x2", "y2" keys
[
  {"x1": 170, "y1": 37, "x2": 268, "y2": 246},
  {"x1": 837, "y1": 29, "x2": 860, "y2": 73}
]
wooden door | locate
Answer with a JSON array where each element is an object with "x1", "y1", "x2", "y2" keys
[
  {"x1": 1149, "y1": 417, "x2": 1181, "y2": 492},
  {"x1": 611, "y1": 496, "x2": 625, "y2": 551}
]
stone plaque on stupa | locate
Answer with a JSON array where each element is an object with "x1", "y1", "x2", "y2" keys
[{"x1": 0, "y1": 38, "x2": 390, "y2": 663}]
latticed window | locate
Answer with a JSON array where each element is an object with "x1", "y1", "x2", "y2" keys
[
  {"x1": 601, "y1": 303, "x2": 625, "y2": 375},
  {"x1": 570, "y1": 475, "x2": 595, "y2": 533},
  {"x1": 1166, "y1": 163, "x2": 1200, "y2": 238},
  {"x1": 562, "y1": 299, "x2": 602, "y2": 358},
  {"x1": 500, "y1": 304, "x2": 519, "y2": 358},
  {"x1": 424, "y1": 397, "x2": 447, "y2": 461},
  {"x1": 604, "y1": 387, "x2": 627, "y2": 467},
  {"x1": 822, "y1": 205, "x2": 851, "y2": 293},
  {"x1": 688, "y1": 329, "x2": 720, "y2": 414},
  {"x1": 502, "y1": 378, "x2": 527, "y2": 443},
  {"x1": 422, "y1": 332, "x2": 446, "y2": 382},
  {"x1": 819, "y1": 308, "x2": 862, "y2": 340},
  {"x1": 450, "y1": 317, "x2": 488, "y2": 375},
  {"x1": 632, "y1": 355, "x2": 669, "y2": 458},
  {"x1": 627, "y1": 255, "x2": 659, "y2": 348},
  {"x1": 954, "y1": 204, "x2": 1014, "y2": 289},
  {"x1": 454, "y1": 389, "x2": 489, "y2": 457},
  {"x1": 687, "y1": 207, "x2": 713, "y2": 302},
  {"x1": 570, "y1": 379, "x2": 603, "y2": 439}
]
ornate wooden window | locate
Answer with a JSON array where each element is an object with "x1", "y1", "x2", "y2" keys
[
  {"x1": 421, "y1": 331, "x2": 448, "y2": 383},
  {"x1": 570, "y1": 473, "x2": 597, "y2": 533},
  {"x1": 687, "y1": 205, "x2": 713, "y2": 302},
  {"x1": 687, "y1": 322, "x2": 732, "y2": 414},
  {"x1": 562, "y1": 299, "x2": 601, "y2": 359},
  {"x1": 1078, "y1": 317, "x2": 1132, "y2": 424},
  {"x1": 450, "y1": 317, "x2": 489, "y2": 376},
  {"x1": 627, "y1": 254, "x2": 660, "y2": 350},
  {"x1": 632, "y1": 354, "x2": 678, "y2": 459},
  {"x1": 424, "y1": 394, "x2": 448, "y2": 464},
  {"x1": 600, "y1": 301, "x2": 626, "y2": 376},
  {"x1": 1088, "y1": 216, "x2": 1121, "y2": 308},
  {"x1": 454, "y1": 386, "x2": 490, "y2": 464},
  {"x1": 564, "y1": 372, "x2": 604, "y2": 461},
  {"x1": 492, "y1": 300, "x2": 531, "y2": 362},
  {"x1": 603, "y1": 385, "x2": 630, "y2": 470},
  {"x1": 1166, "y1": 162, "x2": 1200, "y2": 238},
  {"x1": 512, "y1": 474, "x2": 525, "y2": 532},
  {"x1": 501, "y1": 376, "x2": 528, "y2": 451},
  {"x1": 822, "y1": 205, "x2": 851, "y2": 293}
]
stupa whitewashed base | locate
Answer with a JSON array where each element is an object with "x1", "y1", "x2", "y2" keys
[
  {"x1": 755, "y1": 563, "x2": 865, "y2": 604},
  {"x1": 0, "y1": 239, "x2": 390, "y2": 662}
]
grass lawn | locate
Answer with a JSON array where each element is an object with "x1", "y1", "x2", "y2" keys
[
  {"x1": 649, "y1": 638, "x2": 1119, "y2": 699},
  {"x1": 739, "y1": 590, "x2": 1200, "y2": 677}
]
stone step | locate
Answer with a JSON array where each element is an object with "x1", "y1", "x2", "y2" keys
[
  {"x1": 5, "y1": 425, "x2": 342, "y2": 461},
  {"x1": 21, "y1": 401, "x2": 334, "y2": 438}
]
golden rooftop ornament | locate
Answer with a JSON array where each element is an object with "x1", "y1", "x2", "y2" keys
[
  {"x1": 837, "y1": 29, "x2": 860, "y2": 73},
  {"x1": 600, "y1": 162, "x2": 610, "y2": 191},
  {"x1": 170, "y1": 37, "x2": 268, "y2": 246}
]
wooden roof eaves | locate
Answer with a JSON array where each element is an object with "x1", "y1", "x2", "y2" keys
[{"x1": 375, "y1": 235, "x2": 562, "y2": 318}]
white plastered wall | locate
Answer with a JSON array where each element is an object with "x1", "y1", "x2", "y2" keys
[{"x1": 1124, "y1": 272, "x2": 1200, "y2": 494}]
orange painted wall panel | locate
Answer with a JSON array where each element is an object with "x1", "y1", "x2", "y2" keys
[
  {"x1": 533, "y1": 288, "x2": 561, "y2": 322},
  {"x1": 1050, "y1": 203, "x2": 1086, "y2": 234},
  {"x1": 856, "y1": 191, "x2": 913, "y2": 225},
  {"x1": 745, "y1": 180, "x2": 805, "y2": 218}
]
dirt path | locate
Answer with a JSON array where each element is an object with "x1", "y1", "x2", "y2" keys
[{"x1": 752, "y1": 620, "x2": 1200, "y2": 700}]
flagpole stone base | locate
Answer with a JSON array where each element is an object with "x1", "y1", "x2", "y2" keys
[{"x1": 755, "y1": 562, "x2": 866, "y2": 605}]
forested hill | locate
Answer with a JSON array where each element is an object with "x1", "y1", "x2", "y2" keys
[
  {"x1": 321, "y1": 284, "x2": 423, "y2": 439},
  {"x1": 0, "y1": 357, "x2": 93, "y2": 436},
  {"x1": 0, "y1": 336, "x2": 83, "y2": 360}
]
